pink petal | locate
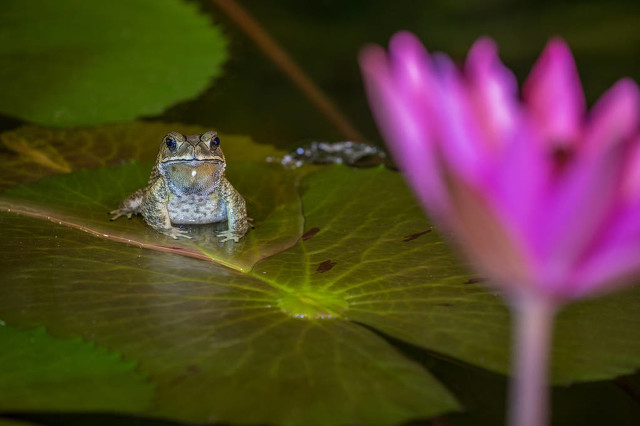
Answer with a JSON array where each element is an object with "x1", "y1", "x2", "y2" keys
[
  {"x1": 440, "y1": 164, "x2": 535, "y2": 292},
  {"x1": 571, "y1": 236, "x2": 640, "y2": 299},
  {"x1": 388, "y1": 32, "x2": 436, "y2": 105},
  {"x1": 574, "y1": 194, "x2": 640, "y2": 295},
  {"x1": 359, "y1": 42, "x2": 449, "y2": 217},
  {"x1": 488, "y1": 117, "x2": 551, "y2": 240},
  {"x1": 533, "y1": 143, "x2": 625, "y2": 294},
  {"x1": 582, "y1": 78, "x2": 640, "y2": 157},
  {"x1": 621, "y1": 136, "x2": 640, "y2": 202},
  {"x1": 523, "y1": 38, "x2": 585, "y2": 147},
  {"x1": 465, "y1": 37, "x2": 520, "y2": 153},
  {"x1": 428, "y1": 52, "x2": 491, "y2": 181}
]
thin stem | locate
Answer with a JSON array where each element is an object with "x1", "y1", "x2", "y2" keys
[
  {"x1": 210, "y1": 0, "x2": 366, "y2": 142},
  {"x1": 508, "y1": 295, "x2": 557, "y2": 426}
]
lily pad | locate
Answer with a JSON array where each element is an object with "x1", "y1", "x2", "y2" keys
[
  {"x1": 0, "y1": 0, "x2": 227, "y2": 126},
  {"x1": 0, "y1": 161, "x2": 302, "y2": 272},
  {"x1": 0, "y1": 123, "x2": 294, "y2": 271},
  {"x1": 2, "y1": 162, "x2": 640, "y2": 425},
  {"x1": 0, "y1": 212, "x2": 460, "y2": 425},
  {"x1": 263, "y1": 165, "x2": 640, "y2": 385},
  {"x1": 0, "y1": 325, "x2": 152, "y2": 412}
]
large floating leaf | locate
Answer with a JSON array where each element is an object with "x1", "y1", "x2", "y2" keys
[
  {"x1": 0, "y1": 123, "x2": 293, "y2": 271},
  {"x1": 0, "y1": 0, "x2": 227, "y2": 126},
  {"x1": 0, "y1": 325, "x2": 152, "y2": 412},
  {"x1": 263, "y1": 166, "x2": 640, "y2": 385},
  {"x1": 0, "y1": 212, "x2": 460, "y2": 425},
  {"x1": 0, "y1": 122, "x2": 283, "y2": 190},
  {"x1": 0, "y1": 161, "x2": 302, "y2": 272},
  {"x1": 2, "y1": 163, "x2": 640, "y2": 424}
]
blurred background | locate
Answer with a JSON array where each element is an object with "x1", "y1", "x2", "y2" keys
[
  {"x1": 156, "y1": 0, "x2": 640, "y2": 149},
  {"x1": 2, "y1": 0, "x2": 639, "y2": 150}
]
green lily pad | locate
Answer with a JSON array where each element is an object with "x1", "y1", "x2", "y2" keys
[
  {"x1": 271, "y1": 165, "x2": 640, "y2": 385},
  {"x1": 0, "y1": 212, "x2": 460, "y2": 425},
  {"x1": 0, "y1": 122, "x2": 283, "y2": 190},
  {"x1": 0, "y1": 325, "x2": 152, "y2": 412},
  {"x1": 2, "y1": 162, "x2": 640, "y2": 424},
  {"x1": 0, "y1": 0, "x2": 227, "y2": 127},
  {"x1": 0, "y1": 161, "x2": 302, "y2": 272},
  {"x1": 0, "y1": 123, "x2": 294, "y2": 271}
]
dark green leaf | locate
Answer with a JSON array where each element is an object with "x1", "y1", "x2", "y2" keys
[
  {"x1": 0, "y1": 0, "x2": 227, "y2": 126},
  {"x1": 0, "y1": 161, "x2": 302, "y2": 272},
  {"x1": 270, "y1": 165, "x2": 640, "y2": 385},
  {"x1": 0, "y1": 123, "x2": 293, "y2": 271},
  {"x1": 0, "y1": 325, "x2": 152, "y2": 412},
  {"x1": 3, "y1": 160, "x2": 640, "y2": 425},
  {"x1": 0, "y1": 212, "x2": 460, "y2": 425}
]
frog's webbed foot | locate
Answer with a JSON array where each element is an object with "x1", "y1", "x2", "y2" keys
[
  {"x1": 161, "y1": 227, "x2": 192, "y2": 240},
  {"x1": 216, "y1": 230, "x2": 242, "y2": 243},
  {"x1": 109, "y1": 209, "x2": 135, "y2": 221}
]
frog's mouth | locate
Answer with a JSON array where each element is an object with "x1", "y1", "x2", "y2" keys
[{"x1": 162, "y1": 156, "x2": 225, "y2": 165}]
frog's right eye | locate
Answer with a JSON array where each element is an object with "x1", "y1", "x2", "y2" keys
[{"x1": 165, "y1": 137, "x2": 177, "y2": 151}]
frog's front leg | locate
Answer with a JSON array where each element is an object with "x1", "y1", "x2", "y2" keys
[
  {"x1": 141, "y1": 178, "x2": 191, "y2": 240},
  {"x1": 216, "y1": 180, "x2": 249, "y2": 243},
  {"x1": 110, "y1": 188, "x2": 145, "y2": 220}
]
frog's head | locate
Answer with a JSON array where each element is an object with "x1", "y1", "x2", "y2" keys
[{"x1": 157, "y1": 131, "x2": 227, "y2": 194}]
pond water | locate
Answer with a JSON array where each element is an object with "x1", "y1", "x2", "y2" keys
[{"x1": 158, "y1": 0, "x2": 640, "y2": 151}]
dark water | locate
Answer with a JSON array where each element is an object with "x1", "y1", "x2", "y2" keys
[{"x1": 159, "y1": 0, "x2": 640, "y2": 150}]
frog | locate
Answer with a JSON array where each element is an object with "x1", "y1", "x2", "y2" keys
[{"x1": 110, "y1": 131, "x2": 249, "y2": 242}]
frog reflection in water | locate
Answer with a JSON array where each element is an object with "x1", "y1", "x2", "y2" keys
[{"x1": 110, "y1": 131, "x2": 249, "y2": 242}]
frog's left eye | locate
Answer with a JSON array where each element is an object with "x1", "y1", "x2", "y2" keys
[
  {"x1": 165, "y1": 137, "x2": 177, "y2": 152},
  {"x1": 211, "y1": 136, "x2": 221, "y2": 147}
]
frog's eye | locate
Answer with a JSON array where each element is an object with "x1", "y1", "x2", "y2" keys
[
  {"x1": 165, "y1": 137, "x2": 177, "y2": 152},
  {"x1": 211, "y1": 136, "x2": 221, "y2": 147}
]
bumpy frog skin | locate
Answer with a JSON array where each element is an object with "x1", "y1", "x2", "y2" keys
[{"x1": 110, "y1": 131, "x2": 249, "y2": 242}]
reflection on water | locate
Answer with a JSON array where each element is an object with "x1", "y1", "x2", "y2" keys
[
  {"x1": 177, "y1": 221, "x2": 248, "y2": 257},
  {"x1": 142, "y1": 235, "x2": 239, "y2": 282}
]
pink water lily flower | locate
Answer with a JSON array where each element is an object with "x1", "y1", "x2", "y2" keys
[{"x1": 360, "y1": 32, "x2": 639, "y2": 426}]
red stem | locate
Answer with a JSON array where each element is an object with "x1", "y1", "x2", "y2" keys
[{"x1": 210, "y1": 0, "x2": 366, "y2": 142}]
